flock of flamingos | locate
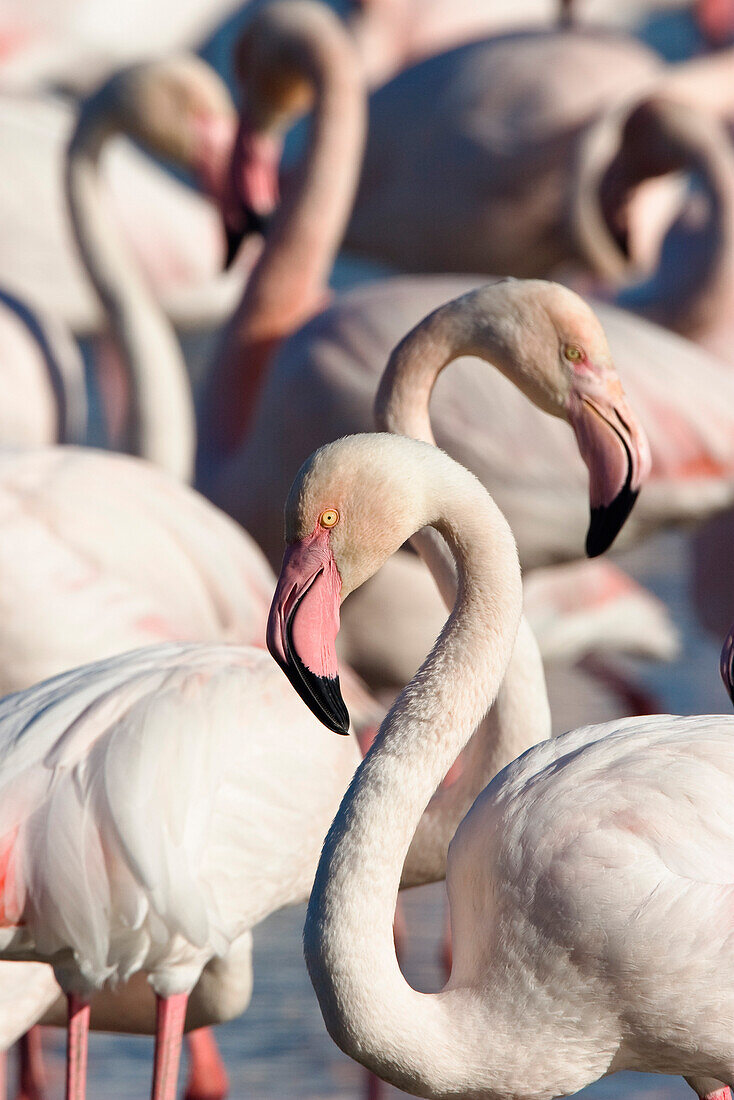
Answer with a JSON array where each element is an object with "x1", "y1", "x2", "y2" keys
[{"x1": 0, "y1": 0, "x2": 734, "y2": 1097}]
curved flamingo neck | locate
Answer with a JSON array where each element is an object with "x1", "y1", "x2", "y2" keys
[
  {"x1": 375, "y1": 282, "x2": 560, "y2": 449},
  {"x1": 402, "y1": 604, "x2": 549, "y2": 888},
  {"x1": 199, "y1": 30, "x2": 366, "y2": 461},
  {"x1": 374, "y1": 300, "x2": 552, "y2": 888},
  {"x1": 66, "y1": 99, "x2": 196, "y2": 482},
  {"x1": 304, "y1": 462, "x2": 523, "y2": 1094},
  {"x1": 615, "y1": 120, "x2": 734, "y2": 337},
  {"x1": 573, "y1": 98, "x2": 734, "y2": 337}
]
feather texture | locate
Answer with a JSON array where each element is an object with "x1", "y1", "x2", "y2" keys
[{"x1": 0, "y1": 643, "x2": 360, "y2": 998}]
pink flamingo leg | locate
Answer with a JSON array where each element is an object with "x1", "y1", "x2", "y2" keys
[
  {"x1": 17, "y1": 1028, "x2": 46, "y2": 1100},
  {"x1": 65, "y1": 996, "x2": 90, "y2": 1100},
  {"x1": 151, "y1": 992, "x2": 188, "y2": 1100},
  {"x1": 0, "y1": 1049, "x2": 6, "y2": 1100},
  {"x1": 183, "y1": 1028, "x2": 228, "y2": 1100}
]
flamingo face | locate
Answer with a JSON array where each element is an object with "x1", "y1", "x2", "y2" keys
[
  {"x1": 566, "y1": 376, "x2": 651, "y2": 557},
  {"x1": 267, "y1": 524, "x2": 349, "y2": 734},
  {"x1": 268, "y1": 434, "x2": 443, "y2": 733},
  {"x1": 221, "y1": 113, "x2": 282, "y2": 269}
]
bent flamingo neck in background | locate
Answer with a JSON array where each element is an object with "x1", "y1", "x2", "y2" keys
[{"x1": 198, "y1": 2, "x2": 366, "y2": 465}]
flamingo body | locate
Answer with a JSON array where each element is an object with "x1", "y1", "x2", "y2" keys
[
  {"x1": 346, "y1": 30, "x2": 662, "y2": 274},
  {"x1": 0, "y1": 448, "x2": 274, "y2": 694},
  {"x1": 445, "y1": 714, "x2": 734, "y2": 1096},
  {"x1": 0, "y1": 643, "x2": 360, "y2": 999}
]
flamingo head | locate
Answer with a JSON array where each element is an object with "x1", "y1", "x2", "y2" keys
[
  {"x1": 220, "y1": 111, "x2": 283, "y2": 269},
  {"x1": 222, "y1": 0, "x2": 337, "y2": 267},
  {"x1": 448, "y1": 280, "x2": 652, "y2": 558},
  {"x1": 529, "y1": 282, "x2": 652, "y2": 556},
  {"x1": 267, "y1": 434, "x2": 445, "y2": 733},
  {"x1": 92, "y1": 57, "x2": 238, "y2": 204}
]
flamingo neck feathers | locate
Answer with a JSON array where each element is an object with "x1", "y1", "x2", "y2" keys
[
  {"x1": 615, "y1": 112, "x2": 734, "y2": 337},
  {"x1": 373, "y1": 289, "x2": 552, "y2": 889},
  {"x1": 401, "y1": 611, "x2": 550, "y2": 889},
  {"x1": 573, "y1": 97, "x2": 734, "y2": 337},
  {"x1": 200, "y1": 22, "x2": 366, "y2": 460},
  {"x1": 375, "y1": 282, "x2": 558, "y2": 453},
  {"x1": 304, "y1": 457, "x2": 523, "y2": 1095},
  {"x1": 66, "y1": 97, "x2": 196, "y2": 482}
]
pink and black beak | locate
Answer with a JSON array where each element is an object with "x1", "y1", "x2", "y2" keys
[
  {"x1": 221, "y1": 113, "x2": 281, "y2": 270},
  {"x1": 720, "y1": 625, "x2": 734, "y2": 707},
  {"x1": 267, "y1": 528, "x2": 350, "y2": 734},
  {"x1": 567, "y1": 384, "x2": 652, "y2": 557}
]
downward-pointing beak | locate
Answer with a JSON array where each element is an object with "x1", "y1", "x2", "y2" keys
[
  {"x1": 220, "y1": 114, "x2": 281, "y2": 270},
  {"x1": 267, "y1": 529, "x2": 350, "y2": 734},
  {"x1": 567, "y1": 383, "x2": 652, "y2": 557}
]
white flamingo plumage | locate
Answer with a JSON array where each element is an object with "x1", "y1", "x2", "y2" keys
[
  {"x1": 268, "y1": 431, "x2": 734, "y2": 1100},
  {"x1": 0, "y1": 0, "x2": 243, "y2": 94},
  {"x1": 0, "y1": 643, "x2": 361, "y2": 1100}
]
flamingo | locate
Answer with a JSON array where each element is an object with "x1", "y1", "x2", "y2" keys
[
  {"x1": 0, "y1": 81, "x2": 246, "y2": 344},
  {"x1": 0, "y1": 56, "x2": 280, "y2": 1100},
  {"x1": 0, "y1": 61, "x2": 288, "y2": 691},
  {"x1": 268, "y1": 430, "x2": 734, "y2": 1100},
  {"x1": 0, "y1": 643, "x2": 361, "y2": 1100},
  {"x1": 342, "y1": 29, "x2": 734, "y2": 289},
  {"x1": 0, "y1": 288, "x2": 86, "y2": 448}
]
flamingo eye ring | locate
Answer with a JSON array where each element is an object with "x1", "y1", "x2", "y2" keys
[
  {"x1": 563, "y1": 343, "x2": 584, "y2": 363},
  {"x1": 319, "y1": 509, "x2": 339, "y2": 529}
]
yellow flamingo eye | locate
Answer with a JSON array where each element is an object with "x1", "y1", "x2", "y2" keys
[
  {"x1": 319, "y1": 509, "x2": 339, "y2": 529},
  {"x1": 563, "y1": 343, "x2": 584, "y2": 363}
]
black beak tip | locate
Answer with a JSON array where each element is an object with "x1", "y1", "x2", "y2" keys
[
  {"x1": 311, "y1": 674, "x2": 351, "y2": 735},
  {"x1": 223, "y1": 208, "x2": 272, "y2": 271},
  {"x1": 280, "y1": 617, "x2": 350, "y2": 735},
  {"x1": 224, "y1": 226, "x2": 245, "y2": 271},
  {"x1": 585, "y1": 484, "x2": 639, "y2": 558},
  {"x1": 288, "y1": 664, "x2": 350, "y2": 735}
]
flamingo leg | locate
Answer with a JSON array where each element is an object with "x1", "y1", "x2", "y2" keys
[
  {"x1": 65, "y1": 996, "x2": 90, "y2": 1100},
  {"x1": 151, "y1": 992, "x2": 188, "y2": 1100},
  {"x1": 0, "y1": 1049, "x2": 6, "y2": 1100},
  {"x1": 183, "y1": 1028, "x2": 228, "y2": 1100},
  {"x1": 17, "y1": 1028, "x2": 46, "y2": 1100}
]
